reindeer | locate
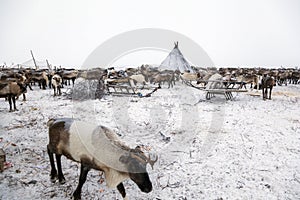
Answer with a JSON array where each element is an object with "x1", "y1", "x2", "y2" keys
[
  {"x1": 0, "y1": 81, "x2": 27, "y2": 111},
  {"x1": 47, "y1": 118, "x2": 157, "y2": 200},
  {"x1": 57, "y1": 69, "x2": 78, "y2": 86},
  {"x1": 261, "y1": 74, "x2": 275, "y2": 100},
  {"x1": 152, "y1": 73, "x2": 174, "y2": 88},
  {"x1": 51, "y1": 74, "x2": 62, "y2": 96}
]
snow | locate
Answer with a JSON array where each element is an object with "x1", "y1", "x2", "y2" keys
[{"x1": 0, "y1": 82, "x2": 300, "y2": 199}]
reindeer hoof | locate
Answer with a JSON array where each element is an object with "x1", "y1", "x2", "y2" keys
[
  {"x1": 50, "y1": 176, "x2": 57, "y2": 183},
  {"x1": 50, "y1": 173, "x2": 58, "y2": 183}
]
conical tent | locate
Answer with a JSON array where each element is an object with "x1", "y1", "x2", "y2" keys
[
  {"x1": 159, "y1": 42, "x2": 193, "y2": 72},
  {"x1": 20, "y1": 59, "x2": 49, "y2": 69}
]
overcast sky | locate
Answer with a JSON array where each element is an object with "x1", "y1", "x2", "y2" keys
[{"x1": 0, "y1": 0, "x2": 299, "y2": 68}]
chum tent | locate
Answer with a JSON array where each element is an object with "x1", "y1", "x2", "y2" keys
[
  {"x1": 11, "y1": 59, "x2": 51, "y2": 70},
  {"x1": 159, "y1": 42, "x2": 193, "y2": 72},
  {"x1": 20, "y1": 59, "x2": 50, "y2": 69}
]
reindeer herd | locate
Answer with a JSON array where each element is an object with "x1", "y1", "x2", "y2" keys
[
  {"x1": 0, "y1": 65, "x2": 300, "y2": 111},
  {"x1": 0, "y1": 67, "x2": 78, "y2": 111}
]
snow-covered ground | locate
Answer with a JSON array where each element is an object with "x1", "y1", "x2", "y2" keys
[{"x1": 0, "y1": 82, "x2": 300, "y2": 200}]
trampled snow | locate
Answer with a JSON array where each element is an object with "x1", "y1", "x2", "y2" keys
[{"x1": 0, "y1": 82, "x2": 299, "y2": 199}]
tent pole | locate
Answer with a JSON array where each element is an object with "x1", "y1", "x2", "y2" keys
[
  {"x1": 30, "y1": 50, "x2": 38, "y2": 70},
  {"x1": 46, "y1": 59, "x2": 51, "y2": 70}
]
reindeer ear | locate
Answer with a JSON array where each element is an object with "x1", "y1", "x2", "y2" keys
[{"x1": 119, "y1": 155, "x2": 129, "y2": 164}]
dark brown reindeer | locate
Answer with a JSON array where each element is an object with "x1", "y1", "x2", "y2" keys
[
  {"x1": 0, "y1": 81, "x2": 27, "y2": 111},
  {"x1": 57, "y1": 68, "x2": 78, "y2": 86},
  {"x1": 261, "y1": 74, "x2": 275, "y2": 100}
]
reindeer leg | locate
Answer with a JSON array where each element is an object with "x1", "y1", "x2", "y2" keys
[
  {"x1": 47, "y1": 145, "x2": 57, "y2": 182},
  {"x1": 269, "y1": 86, "x2": 273, "y2": 100},
  {"x1": 55, "y1": 154, "x2": 66, "y2": 184},
  {"x1": 12, "y1": 96, "x2": 18, "y2": 111},
  {"x1": 262, "y1": 88, "x2": 265, "y2": 100},
  {"x1": 44, "y1": 80, "x2": 47, "y2": 90},
  {"x1": 27, "y1": 83, "x2": 33, "y2": 91},
  {"x1": 117, "y1": 183, "x2": 127, "y2": 200},
  {"x1": 8, "y1": 95, "x2": 13, "y2": 112},
  {"x1": 264, "y1": 88, "x2": 268, "y2": 100},
  {"x1": 73, "y1": 164, "x2": 90, "y2": 200},
  {"x1": 58, "y1": 86, "x2": 61, "y2": 96}
]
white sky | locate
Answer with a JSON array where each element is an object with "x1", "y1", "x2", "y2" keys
[{"x1": 0, "y1": 0, "x2": 299, "y2": 68}]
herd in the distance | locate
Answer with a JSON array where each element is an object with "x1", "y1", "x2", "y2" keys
[{"x1": 1, "y1": 64, "x2": 300, "y2": 111}]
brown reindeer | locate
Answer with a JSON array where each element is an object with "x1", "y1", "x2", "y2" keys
[
  {"x1": 261, "y1": 74, "x2": 275, "y2": 100},
  {"x1": 0, "y1": 81, "x2": 27, "y2": 111},
  {"x1": 47, "y1": 118, "x2": 157, "y2": 200}
]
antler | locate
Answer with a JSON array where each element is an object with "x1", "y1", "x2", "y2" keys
[
  {"x1": 131, "y1": 146, "x2": 158, "y2": 169},
  {"x1": 146, "y1": 154, "x2": 158, "y2": 169}
]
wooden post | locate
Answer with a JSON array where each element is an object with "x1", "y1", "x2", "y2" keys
[
  {"x1": 174, "y1": 41, "x2": 178, "y2": 48},
  {"x1": 30, "y1": 50, "x2": 38, "y2": 70},
  {"x1": 46, "y1": 59, "x2": 51, "y2": 70}
]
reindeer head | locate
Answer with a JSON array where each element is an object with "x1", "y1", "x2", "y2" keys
[
  {"x1": 119, "y1": 146, "x2": 158, "y2": 172},
  {"x1": 119, "y1": 146, "x2": 158, "y2": 193}
]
